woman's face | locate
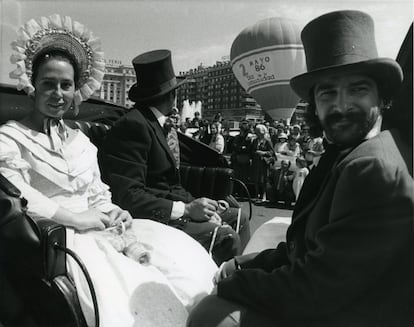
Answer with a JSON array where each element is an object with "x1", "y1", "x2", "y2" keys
[
  {"x1": 210, "y1": 125, "x2": 217, "y2": 134},
  {"x1": 33, "y1": 59, "x2": 75, "y2": 119},
  {"x1": 255, "y1": 126, "x2": 265, "y2": 138}
]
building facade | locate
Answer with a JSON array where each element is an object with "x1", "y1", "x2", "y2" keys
[
  {"x1": 97, "y1": 59, "x2": 302, "y2": 126},
  {"x1": 99, "y1": 59, "x2": 136, "y2": 108},
  {"x1": 177, "y1": 60, "x2": 264, "y2": 126}
]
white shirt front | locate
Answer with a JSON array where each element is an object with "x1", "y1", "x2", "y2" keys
[{"x1": 148, "y1": 106, "x2": 186, "y2": 219}]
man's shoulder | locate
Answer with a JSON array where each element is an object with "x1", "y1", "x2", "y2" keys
[
  {"x1": 115, "y1": 108, "x2": 146, "y2": 125},
  {"x1": 341, "y1": 129, "x2": 409, "y2": 172},
  {"x1": 109, "y1": 108, "x2": 153, "y2": 133}
]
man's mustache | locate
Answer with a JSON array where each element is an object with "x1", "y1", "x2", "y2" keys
[{"x1": 323, "y1": 111, "x2": 367, "y2": 126}]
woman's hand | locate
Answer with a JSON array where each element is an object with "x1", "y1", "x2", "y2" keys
[
  {"x1": 75, "y1": 209, "x2": 112, "y2": 231},
  {"x1": 108, "y1": 207, "x2": 133, "y2": 228},
  {"x1": 53, "y1": 207, "x2": 111, "y2": 231}
]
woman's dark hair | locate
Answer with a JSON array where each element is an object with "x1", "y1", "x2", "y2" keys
[{"x1": 31, "y1": 48, "x2": 80, "y2": 88}]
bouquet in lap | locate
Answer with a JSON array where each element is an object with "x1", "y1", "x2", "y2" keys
[{"x1": 99, "y1": 221, "x2": 152, "y2": 264}]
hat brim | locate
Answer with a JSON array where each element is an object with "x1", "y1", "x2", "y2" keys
[
  {"x1": 129, "y1": 76, "x2": 186, "y2": 103},
  {"x1": 290, "y1": 58, "x2": 403, "y2": 102}
]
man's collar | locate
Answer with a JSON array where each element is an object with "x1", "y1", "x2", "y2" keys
[{"x1": 149, "y1": 106, "x2": 167, "y2": 127}]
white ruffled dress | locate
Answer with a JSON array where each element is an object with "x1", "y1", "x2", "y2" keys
[{"x1": 0, "y1": 121, "x2": 217, "y2": 327}]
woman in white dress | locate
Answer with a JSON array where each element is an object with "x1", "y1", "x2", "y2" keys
[{"x1": 1, "y1": 14, "x2": 217, "y2": 327}]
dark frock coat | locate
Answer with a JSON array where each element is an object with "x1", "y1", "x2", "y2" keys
[
  {"x1": 100, "y1": 107, "x2": 192, "y2": 222},
  {"x1": 217, "y1": 129, "x2": 414, "y2": 327}
]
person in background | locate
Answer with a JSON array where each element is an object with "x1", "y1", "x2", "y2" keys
[
  {"x1": 187, "y1": 10, "x2": 413, "y2": 326},
  {"x1": 274, "y1": 122, "x2": 285, "y2": 138},
  {"x1": 191, "y1": 111, "x2": 201, "y2": 127},
  {"x1": 250, "y1": 124, "x2": 274, "y2": 203},
  {"x1": 278, "y1": 135, "x2": 301, "y2": 157},
  {"x1": 230, "y1": 119, "x2": 253, "y2": 197},
  {"x1": 266, "y1": 159, "x2": 295, "y2": 206},
  {"x1": 305, "y1": 136, "x2": 325, "y2": 170},
  {"x1": 292, "y1": 156, "x2": 309, "y2": 200},
  {"x1": 222, "y1": 127, "x2": 234, "y2": 155},
  {"x1": 268, "y1": 126, "x2": 278, "y2": 148},
  {"x1": 199, "y1": 120, "x2": 212, "y2": 145},
  {"x1": 297, "y1": 125, "x2": 311, "y2": 153},
  {"x1": 213, "y1": 112, "x2": 223, "y2": 131},
  {"x1": 179, "y1": 121, "x2": 189, "y2": 135},
  {"x1": 208, "y1": 122, "x2": 225, "y2": 154},
  {"x1": 290, "y1": 124, "x2": 301, "y2": 141},
  {"x1": 170, "y1": 107, "x2": 180, "y2": 127},
  {"x1": 273, "y1": 132, "x2": 288, "y2": 154}
]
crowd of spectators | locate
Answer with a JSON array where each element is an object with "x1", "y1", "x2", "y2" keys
[{"x1": 173, "y1": 110, "x2": 326, "y2": 208}]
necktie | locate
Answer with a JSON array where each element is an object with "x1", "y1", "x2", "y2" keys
[
  {"x1": 164, "y1": 118, "x2": 180, "y2": 168},
  {"x1": 43, "y1": 118, "x2": 68, "y2": 152}
]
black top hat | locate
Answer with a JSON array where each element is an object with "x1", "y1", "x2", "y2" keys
[
  {"x1": 290, "y1": 10, "x2": 403, "y2": 102},
  {"x1": 128, "y1": 49, "x2": 186, "y2": 103}
]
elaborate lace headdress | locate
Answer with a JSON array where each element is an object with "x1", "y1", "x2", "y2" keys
[{"x1": 9, "y1": 14, "x2": 105, "y2": 105}]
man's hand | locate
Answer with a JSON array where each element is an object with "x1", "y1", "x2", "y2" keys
[
  {"x1": 213, "y1": 259, "x2": 238, "y2": 285},
  {"x1": 184, "y1": 197, "x2": 219, "y2": 222}
]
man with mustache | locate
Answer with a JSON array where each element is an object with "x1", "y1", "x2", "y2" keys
[{"x1": 187, "y1": 10, "x2": 413, "y2": 327}]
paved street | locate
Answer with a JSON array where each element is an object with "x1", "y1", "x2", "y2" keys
[{"x1": 239, "y1": 200, "x2": 293, "y2": 235}]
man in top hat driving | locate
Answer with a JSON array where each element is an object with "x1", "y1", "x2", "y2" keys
[
  {"x1": 187, "y1": 10, "x2": 413, "y2": 327},
  {"x1": 99, "y1": 49, "x2": 250, "y2": 265}
]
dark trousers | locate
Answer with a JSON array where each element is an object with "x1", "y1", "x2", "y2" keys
[
  {"x1": 170, "y1": 208, "x2": 250, "y2": 265},
  {"x1": 187, "y1": 295, "x2": 278, "y2": 327}
]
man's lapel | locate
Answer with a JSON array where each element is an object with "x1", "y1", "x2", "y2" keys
[
  {"x1": 140, "y1": 107, "x2": 177, "y2": 167},
  {"x1": 289, "y1": 145, "x2": 354, "y2": 229},
  {"x1": 289, "y1": 169, "x2": 333, "y2": 228}
]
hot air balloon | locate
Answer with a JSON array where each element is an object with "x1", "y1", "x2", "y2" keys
[{"x1": 230, "y1": 17, "x2": 306, "y2": 122}]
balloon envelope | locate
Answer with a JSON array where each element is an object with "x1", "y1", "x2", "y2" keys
[{"x1": 230, "y1": 17, "x2": 306, "y2": 121}]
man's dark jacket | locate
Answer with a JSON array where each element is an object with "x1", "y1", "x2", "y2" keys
[
  {"x1": 218, "y1": 129, "x2": 414, "y2": 327},
  {"x1": 99, "y1": 107, "x2": 193, "y2": 223}
]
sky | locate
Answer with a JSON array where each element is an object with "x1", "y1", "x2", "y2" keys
[{"x1": 0, "y1": 0, "x2": 413, "y2": 85}]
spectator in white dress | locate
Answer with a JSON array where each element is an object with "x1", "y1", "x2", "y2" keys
[{"x1": 209, "y1": 122, "x2": 225, "y2": 154}]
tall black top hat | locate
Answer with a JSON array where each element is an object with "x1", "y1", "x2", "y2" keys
[
  {"x1": 290, "y1": 10, "x2": 403, "y2": 102},
  {"x1": 128, "y1": 49, "x2": 186, "y2": 103}
]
